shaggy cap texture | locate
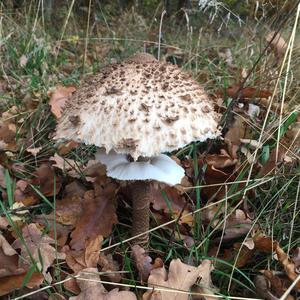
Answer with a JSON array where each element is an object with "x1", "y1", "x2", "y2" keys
[{"x1": 55, "y1": 53, "x2": 220, "y2": 160}]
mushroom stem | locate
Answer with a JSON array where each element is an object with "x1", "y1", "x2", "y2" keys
[{"x1": 130, "y1": 181, "x2": 151, "y2": 245}]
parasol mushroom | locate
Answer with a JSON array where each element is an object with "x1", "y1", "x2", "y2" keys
[{"x1": 55, "y1": 52, "x2": 220, "y2": 245}]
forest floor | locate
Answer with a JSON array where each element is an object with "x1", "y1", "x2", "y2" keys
[{"x1": 0, "y1": 2, "x2": 299, "y2": 300}]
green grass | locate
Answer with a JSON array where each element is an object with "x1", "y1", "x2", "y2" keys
[{"x1": 0, "y1": 1, "x2": 299, "y2": 299}]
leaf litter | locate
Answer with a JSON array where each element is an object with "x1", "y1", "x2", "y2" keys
[{"x1": 0, "y1": 13, "x2": 299, "y2": 300}]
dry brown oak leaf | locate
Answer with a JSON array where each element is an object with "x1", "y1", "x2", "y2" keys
[
  {"x1": 12, "y1": 223, "x2": 66, "y2": 282},
  {"x1": 66, "y1": 235, "x2": 103, "y2": 273},
  {"x1": 70, "y1": 181, "x2": 118, "y2": 250},
  {"x1": 98, "y1": 254, "x2": 122, "y2": 283},
  {"x1": 254, "y1": 235, "x2": 300, "y2": 290},
  {"x1": 0, "y1": 234, "x2": 25, "y2": 278},
  {"x1": 0, "y1": 272, "x2": 43, "y2": 297},
  {"x1": 150, "y1": 186, "x2": 193, "y2": 226},
  {"x1": 70, "y1": 267, "x2": 137, "y2": 300},
  {"x1": 0, "y1": 216, "x2": 9, "y2": 230},
  {"x1": 0, "y1": 232, "x2": 43, "y2": 297},
  {"x1": 28, "y1": 163, "x2": 62, "y2": 197},
  {"x1": 49, "y1": 85, "x2": 76, "y2": 119},
  {"x1": 144, "y1": 259, "x2": 216, "y2": 300}
]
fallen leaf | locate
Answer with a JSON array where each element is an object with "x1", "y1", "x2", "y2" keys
[
  {"x1": 0, "y1": 123, "x2": 17, "y2": 151},
  {"x1": 0, "y1": 217, "x2": 9, "y2": 229},
  {"x1": 0, "y1": 272, "x2": 43, "y2": 297},
  {"x1": 83, "y1": 160, "x2": 107, "y2": 180},
  {"x1": 50, "y1": 153, "x2": 81, "y2": 178},
  {"x1": 225, "y1": 115, "x2": 246, "y2": 147},
  {"x1": 132, "y1": 245, "x2": 152, "y2": 282},
  {"x1": 26, "y1": 146, "x2": 43, "y2": 157},
  {"x1": 213, "y1": 209, "x2": 252, "y2": 243},
  {"x1": 64, "y1": 276, "x2": 81, "y2": 295},
  {"x1": 291, "y1": 248, "x2": 300, "y2": 269},
  {"x1": 262, "y1": 270, "x2": 294, "y2": 300},
  {"x1": 66, "y1": 235, "x2": 103, "y2": 273},
  {"x1": 49, "y1": 85, "x2": 76, "y2": 119},
  {"x1": 199, "y1": 150, "x2": 239, "y2": 201},
  {"x1": 13, "y1": 179, "x2": 38, "y2": 205},
  {"x1": 0, "y1": 165, "x2": 6, "y2": 188},
  {"x1": 56, "y1": 196, "x2": 84, "y2": 226},
  {"x1": 174, "y1": 232, "x2": 195, "y2": 248},
  {"x1": 58, "y1": 140, "x2": 79, "y2": 155},
  {"x1": 0, "y1": 234, "x2": 24, "y2": 278},
  {"x1": 224, "y1": 83, "x2": 272, "y2": 100},
  {"x1": 70, "y1": 182, "x2": 118, "y2": 250},
  {"x1": 19, "y1": 55, "x2": 28, "y2": 67},
  {"x1": 98, "y1": 254, "x2": 122, "y2": 283},
  {"x1": 49, "y1": 293, "x2": 66, "y2": 300},
  {"x1": 266, "y1": 31, "x2": 287, "y2": 65},
  {"x1": 254, "y1": 235, "x2": 300, "y2": 289},
  {"x1": 205, "y1": 150, "x2": 238, "y2": 169},
  {"x1": 150, "y1": 186, "x2": 192, "y2": 226},
  {"x1": 69, "y1": 267, "x2": 137, "y2": 300},
  {"x1": 275, "y1": 243, "x2": 300, "y2": 290},
  {"x1": 0, "y1": 78, "x2": 8, "y2": 95},
  {"x1": 259, "y1": 145, "x2": 294, "y2": 176},
  {"x1": 12, "y1": 223, "x2": 66, "y2": 282},
  {"x1": 192, "y1": 260, "x2": 217, "y2": 300},
  {"x1": 254, "y1": 275, "x2": 280, "y2": 300},
  {"x1": 29, "y1": 163, "x2": 62, "y2": 197},
  {"x1": 144, "y1": 259, "x2": 216, "y2": 300},
  {"x1": 64, "y1": 181, "x2": 87, "y2": 198}
]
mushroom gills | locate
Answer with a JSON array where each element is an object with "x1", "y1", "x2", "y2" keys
[{"x1": 95, "y1": 149, "x2": 184, "y2": 186}]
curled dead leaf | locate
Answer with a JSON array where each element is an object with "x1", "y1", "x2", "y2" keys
[
  {"x1": 49, "y1": 85, "x2": 76, "y2": 119},
  {"x1": 132, "y1": 245, "x2": 152, "y2": 282},
  {"x1": 254, "y1": 235, "x2": 300, "y2": 290}
]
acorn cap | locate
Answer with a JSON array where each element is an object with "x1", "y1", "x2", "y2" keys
[{"x1": 55, "y1": 53, "x2": 220, "y2": 160}]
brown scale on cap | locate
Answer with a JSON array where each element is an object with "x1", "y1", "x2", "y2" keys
[{"x1": 55, "y1": 52, "x2": 220, "y2": 160}]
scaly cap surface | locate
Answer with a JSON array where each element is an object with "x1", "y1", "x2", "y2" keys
[{"x1": 55, "y1": 53, "x2": 220, "y2": 160}]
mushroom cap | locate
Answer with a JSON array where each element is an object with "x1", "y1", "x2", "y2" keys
[
  {"x1": 55, "y1": 53, "x2": 221, "y2": 160},
  {"x1": 95, "y1": 149, "x2": 185, "y2": 186}
]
